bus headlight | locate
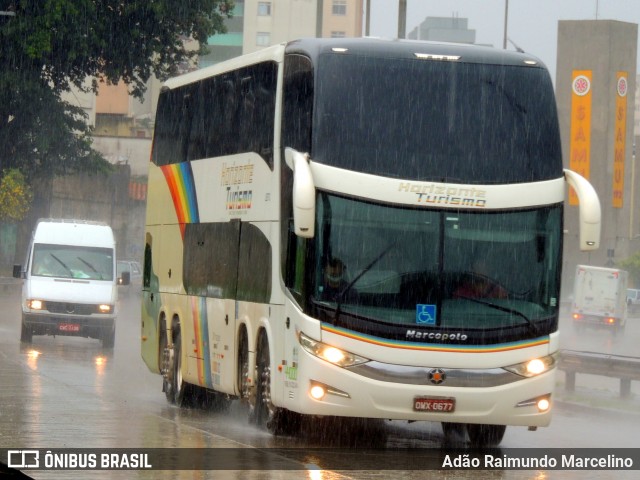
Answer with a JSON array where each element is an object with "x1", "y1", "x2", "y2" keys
[
  {"x1": 299, "y1": 332, "x2": 369, "y2": 367},
  {"x1": 504, "y1": 354, "x2": 556, "y2": 377}
]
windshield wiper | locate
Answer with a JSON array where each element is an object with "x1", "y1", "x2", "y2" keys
[
  {"x1": 77, "y1": 257, "x2": 101, "y2": 279},
  {"x1": 332, "y1": 240, "x2": 397, "y2": 321},
  {"x1": 50, "y1": 254, "x2": 73, "y2": 277},
  {"x1": 456, "y1": 294, "x2": 540, "y2": 336}
]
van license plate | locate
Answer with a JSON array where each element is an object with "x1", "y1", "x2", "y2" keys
[
  {"x1": 413, "y1": 397, "x2": 455, "y2": 412},
  {"x1": 59, "y1": 323, "x2": 80, "y2": 332}
]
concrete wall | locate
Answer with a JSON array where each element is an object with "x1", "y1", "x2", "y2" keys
[{"x1": 556, "y1": 20, "x2": 639, "y2": 289}]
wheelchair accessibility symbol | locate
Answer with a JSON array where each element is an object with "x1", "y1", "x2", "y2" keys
[{"x1": 416, "y1": 304, "x2": 436, "y2": 325}]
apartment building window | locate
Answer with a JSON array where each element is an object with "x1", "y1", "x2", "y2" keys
[
  {"x1": 332, "y1": 0, "x2": 347, "y2": 16},
  {"x1": 256, "y1": 32, "x2": 271, "y2": 46},
  {"x1": 331, "y1": 31, "x2": 346, "y2": 38},
  {"x1": 257, "y1": 2, "x2": 271, "y2": 16}
]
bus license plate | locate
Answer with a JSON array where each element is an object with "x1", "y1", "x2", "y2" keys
[
  {"x1": 413, "y1": 396, "x2": 455, "y2": 412},
  {"x1": 59, "y1": 323, "x2": 80, "y2": 332}
]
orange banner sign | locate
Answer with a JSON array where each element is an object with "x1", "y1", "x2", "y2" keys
[
  {"x1": 612, "y1": 72, "x2": 628, "y2": 208},
  {"x1": 568, "y1": 71, "x2": 592, "y2": 206}
]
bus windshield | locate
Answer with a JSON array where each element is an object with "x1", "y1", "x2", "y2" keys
[
  {"x1": 310, "y1": 193, "x2": 562, "y2": 339},
  {"x1": 313, "y1": 54, "x2": 562, "y2": 184}
]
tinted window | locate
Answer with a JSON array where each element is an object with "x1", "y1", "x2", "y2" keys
[
  {"x1": 183, "y1": 221, "x2": 271, "y2": 303},
  {"x1": 183, "y1": 222, "x2": 240, "y2": 298},
  {"x1": 313, "y1": 55, "x2": 562, "y2": 184},
  {"x1": 153, "y1": 62, "x2": 278, "y2": 169}
]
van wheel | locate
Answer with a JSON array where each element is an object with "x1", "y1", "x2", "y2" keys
[
  {"x1": 101, "y1": 326, "x2": 115, "y2": 349},
  {"x1": 20, "y1": 316, "x2": 32, "y2": 344},
  {"x1": 467, "y1": 424, "x2": 506, "y2": 447}
]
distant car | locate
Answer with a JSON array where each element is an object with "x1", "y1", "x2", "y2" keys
[
  {"x1": 117, "y1": 260, "x2": 142, "y2": 295},
  {"x1": 627, "y1": 288, "x2": 640, "y2": 309}
]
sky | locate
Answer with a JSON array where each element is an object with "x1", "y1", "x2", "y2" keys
[{"x1": 367, "y1": 0, "x2": 640, "y2": 80}]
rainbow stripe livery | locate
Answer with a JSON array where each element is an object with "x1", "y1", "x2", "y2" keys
[{"x1": 161, "y1": 163, "x2": 200, "y2": 238}]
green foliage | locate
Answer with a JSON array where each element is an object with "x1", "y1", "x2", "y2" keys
[
  {"x1": 0, "y1": 168, "x2": 33, "y2": 221},
  {"x1": 617, "y1": 252, "x2": 640, "y2": 287},
  {"x1": 0, "y1": 0, "x2": 234, "y2": 180}
]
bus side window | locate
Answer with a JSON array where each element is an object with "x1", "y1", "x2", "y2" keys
[
  {"x1": 143, "y1": 240, "x2": 152, "y2": 289},
  {"x1": 283, "y1": 55, "x2": 313, "y2": 154}
]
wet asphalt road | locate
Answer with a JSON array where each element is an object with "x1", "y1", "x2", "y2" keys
[{"x1": 1, "y1": 286, "x2": 639, "y2": 479}]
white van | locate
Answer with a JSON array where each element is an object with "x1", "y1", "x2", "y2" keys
[{"x1": 13, "y1": 219, "x2": 129, "y2": 348}]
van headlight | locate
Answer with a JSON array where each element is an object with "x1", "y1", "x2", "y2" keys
[
  {"x1": 299, "y1": 332, "x2": 369, "y2": 367},
  {"x1": 98, "y1": 304, "x2": 112, "y2": 313},
  {"x1": 504, "y1": 354, "x2": 556, "y2": 377},
  {"x1": 27, "y1": 299, "x2": 44, "y2": 310}
]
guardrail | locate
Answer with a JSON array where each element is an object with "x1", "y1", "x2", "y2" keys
[{"x1": 558, "y1": 349, "x2": 640, "y2": 399}]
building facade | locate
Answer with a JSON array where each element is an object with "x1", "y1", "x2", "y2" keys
[{"x1": 556, "y1": 20, "x2": 639, "y2": 287}]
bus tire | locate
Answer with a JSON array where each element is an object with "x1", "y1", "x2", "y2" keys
[
  {"x1": 170, "y1": 329, "x2": 195, "y2": 407},
  {"x1": 20, "y1": 315, "x2": 33, "y2": 344},
  {"x1": 238, "y1": 330, "x2": 252, "y2": 402},
  {"x1": 253, "y1": 335, "x2": 301, "y2": 435},
  {"x1": 160, "y1": 320, "x2": 175, "y2": 404},
  {"x1": 467, "y1": 424, "x2": 506, "y2": 447},
  {"x1": 441, "y1": 422, "x2": 466, "y2": 444},
  {"x1": 164, "y1": 327, "x2": 197, "y2": 407}
]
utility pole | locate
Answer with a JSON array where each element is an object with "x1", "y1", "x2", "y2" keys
[
  {"x1": 398, "y1": 0, "x2": 407, "y2": 39},
  {"x1": 316, "y1": 0, "x2": 324, "y2": 38},
  {"x1": 503, "y1": 0, "x2": 509, "y2": 49},
  {"x1": 365, "y1": 0, "x2": 371, "y2": 36}
]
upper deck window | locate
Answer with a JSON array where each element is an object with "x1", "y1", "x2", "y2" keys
[{"x1": 312, "y1": 53, "x2": 562, "y2": 184}]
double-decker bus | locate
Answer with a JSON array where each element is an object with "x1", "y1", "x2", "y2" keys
[{"x1": 141, "y1": 38, "x2": 600, "y2": 447}]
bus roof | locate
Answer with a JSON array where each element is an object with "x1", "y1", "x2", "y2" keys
[
  {"x1": 284, "y1": 37, "x2": 546, "y2": 69},
  {"x1": 161, "y1": 37, "x2": 546, "y2": 92}
]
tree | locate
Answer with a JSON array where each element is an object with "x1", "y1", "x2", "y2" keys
[
  {"x1": 618, "y1": 252, "x2": 640, "y2": 288},
  {"x1": 0, "y1": 0, "x2": 234, "y2": 180},
  {"x1": 0, "y1": 168, "x2": 32, "y2": 221}
]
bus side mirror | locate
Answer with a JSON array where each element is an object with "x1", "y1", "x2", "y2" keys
[
  {"x1": 285, "y1": 147, "x2": 316, "y2": 238},
  {"x1": 564, "y1": 169, "x2": 601, "y2": 251}
]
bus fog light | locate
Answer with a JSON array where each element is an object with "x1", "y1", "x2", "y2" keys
[
  {"x1": 516, "y1": 394, "x2": 551, "y2": 410},
  {"x1": 310, "y1": 385, "x2": 326, "y2": 400},
  {"x1": 309, "y1": 380, "x2": 350, "y2": 400},
  {"x1": 537, "y1": 398, "x2": 551, "y2": 412}
]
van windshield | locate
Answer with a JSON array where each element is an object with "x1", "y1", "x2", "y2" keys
[{"x1": 32, "y1": 244, "x2": 114, "y2": 281}]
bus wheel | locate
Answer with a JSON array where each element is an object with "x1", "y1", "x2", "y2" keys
[
  {"x1": 170, "y1": 329, "x2": 195, "y2": 407},
  {"x1": 238, "y1": 333, "x2": 252, "y2": 403},
  {"x1": 20, "y1": 315, "x2": 33, "y2": 344},
  {"x1": 467, "y1": 424, "x2": 506, "y2": 447},
  {"x1": 253, "y1": 336, "x2": 301, "y2": 435},
  {"x1": 160, "y1": 323, "x2": 175, "y2": 404},
  {"x1": 441, "y1": 422, "x2": 466, "y2": 444}
]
